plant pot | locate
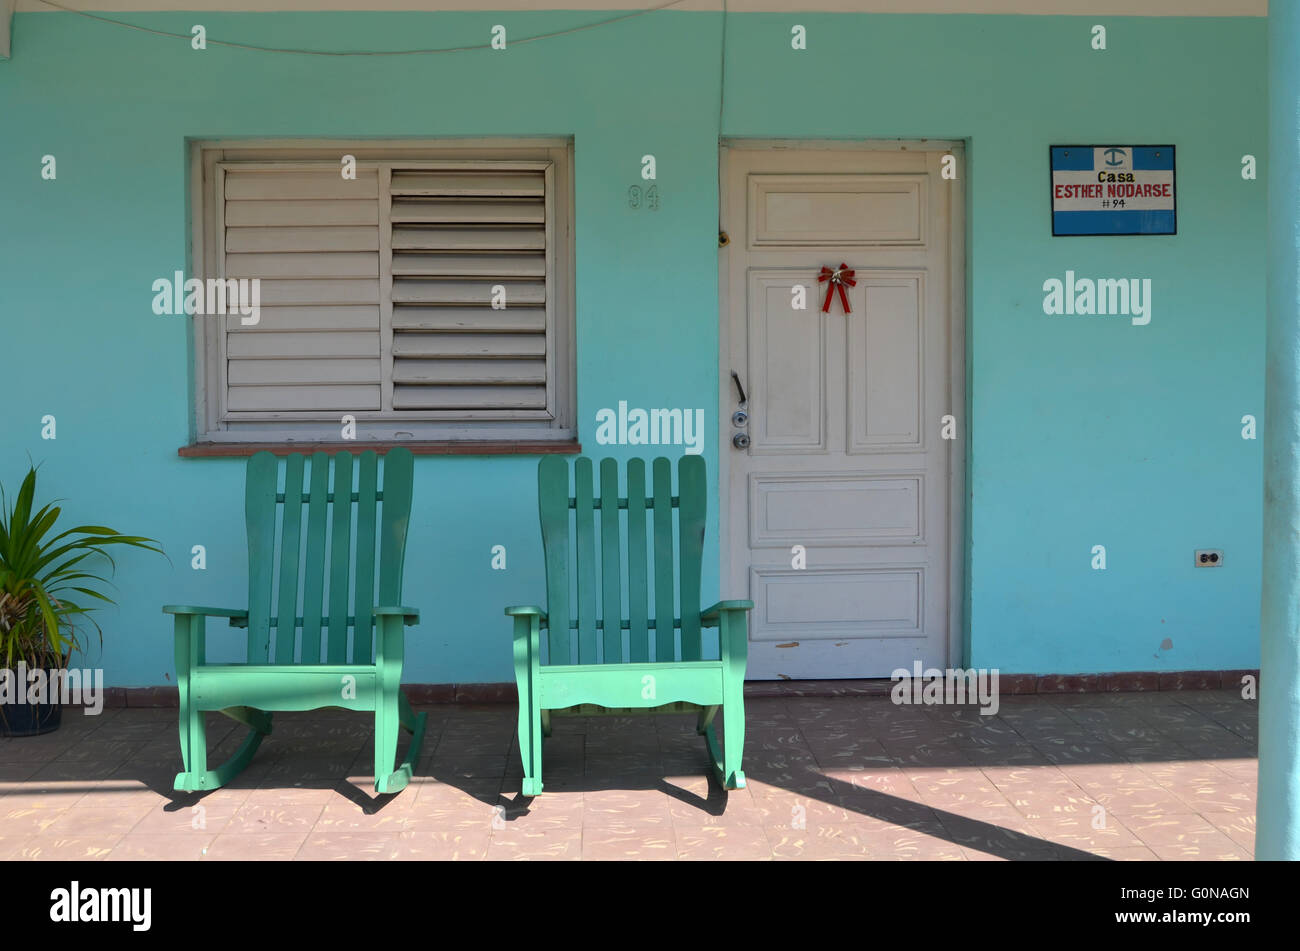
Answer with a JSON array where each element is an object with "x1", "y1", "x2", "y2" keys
[{"x1": 0, "y1": 667, "x2": 64, "y2": 736}]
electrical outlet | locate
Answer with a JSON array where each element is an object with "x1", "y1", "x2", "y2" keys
[{"x1": 1195, "y1": 549, "x2": 1224, "y2": 567}]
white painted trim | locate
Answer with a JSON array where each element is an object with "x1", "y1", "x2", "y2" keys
[
  {"x1": 213, "y1": 161, "x2": 230, "y2": 425},
  {"x1": 718, "y1": 142, "x2": 733, "y2": 596},
  {"x1": 378, "y1": 164, "x2": 395, "y2": 414},
  {"x1": 726, "y1": 138, "x2": 966, "y2": 153},
  {"x1": 194, "y1": 424, "x2": 577, "y2": 442},
  {"x1": 0, "y1": 0, "x2": 13, "y2": 60},
  {"x1": 542, "y1": 160, "x2": 557, "y2": 422},
  {"x1": 946, "y1": 145, "x2": 968, "y2": 670},
  {"x1": 204, "y1": 137, "x2": 572, "y2": 156},
  {"x1": 187, "y1": 141, "x2": 206, "y2": 440},
  {"x1": 16, "y1": 0, "x2": 1267, "y2": 16}
]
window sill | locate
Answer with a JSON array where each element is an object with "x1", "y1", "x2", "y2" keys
[{"x1": 178, "y1": 440, "x2": 582, "y2": 458}]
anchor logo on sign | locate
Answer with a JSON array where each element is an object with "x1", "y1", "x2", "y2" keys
[{"x1": 1103, "y1": 148, "x2": 1127, "y2": 167}]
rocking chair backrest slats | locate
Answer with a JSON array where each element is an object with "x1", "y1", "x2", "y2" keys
[
  {"x1": 299, "y1": 452, "x2": 331, "y2": 664},
  {"x1": 242, "y1": 449, "x2": 413, "y2": 666},
  {"x1": 652, "y1": 457, "x2": 676, "y2": 663},
  {"x1": 538, "y1": 457, "x2": 571, "y2": 664},
  {"x1": 677, "y1": 454, "x2": 706, "y2": 663},
  {"x1": 273, "y1": 453, "x2": 306, "y2": 664},
  {"x1": 537, "y1": 455, "x2": 707, "y2": 666},
  {"x1": 600, "y1": 458, "x2": 621, "y2": 664},
  {"x1": 351, "y1": 452, "x2": 380, "y2": 666},
  {"x1": 246, "y1": 452, "x2": 280, "y2": 664},
  {"x1": 326, "y1": 452, "x2": 354, "y2": 664},
  {"x1": 376, "y1": 448, "x2": 414, "y2": 612},
  {"x1": 625, "y1": 459, "x2": 649, "y2": 662},
  {"x1": 574, "y1": 458, "x2": 597, "y2": 664}
]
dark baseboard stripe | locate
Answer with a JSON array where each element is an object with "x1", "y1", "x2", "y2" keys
[{"x1": 97, "y1": 669, "x2": 1260, "y2": 708}]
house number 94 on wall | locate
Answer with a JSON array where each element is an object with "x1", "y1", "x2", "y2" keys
[{"x1": 628, "y1": 185, "x2": 660, "y2": 210}]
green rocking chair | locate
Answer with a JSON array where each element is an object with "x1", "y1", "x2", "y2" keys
[
  {"x1": 508, "y1": 455, "x2": 752, "y2": 796},
  {"x1": 164, "y1": 448, "x2": 426, "y2": 794}
]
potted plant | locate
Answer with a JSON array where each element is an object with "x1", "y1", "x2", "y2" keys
[{"x1": 0, "y1": 465, "x2": 162, "y2": 736}]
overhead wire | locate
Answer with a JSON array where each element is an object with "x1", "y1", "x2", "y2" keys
[
  {"x1": 32, "y1": 0, "x2": 692, "y2": 56},
  {"x1": 34, "y1": 0, "x2": 732, "y2": 237}
]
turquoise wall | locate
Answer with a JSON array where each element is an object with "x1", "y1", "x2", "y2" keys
[{"x1": 0, "y1": 10, "x2": 1266, "y2": 684}]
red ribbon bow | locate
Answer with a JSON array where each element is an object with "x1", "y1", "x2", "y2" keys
[{"x1": 817, "y1": 263, "x2": 856, "y2": 314}]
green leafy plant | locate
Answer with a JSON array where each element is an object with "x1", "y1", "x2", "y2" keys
[{"x1": 0, "y1": 465, "x2": 163, "y2": 669}]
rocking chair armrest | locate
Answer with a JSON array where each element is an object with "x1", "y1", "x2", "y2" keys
[
  {"x1": 505, "y1": 605, "x2": 548, "y2": 624},
  {"x1": 372, "y1": 605, "x2": 420, "y2": 625},
  {"x1": 163, "y1": 605, "x2": 250, "y2": 628},
  {"x1": 700, "y1": 600, "x2": 754, "y2": 625}
]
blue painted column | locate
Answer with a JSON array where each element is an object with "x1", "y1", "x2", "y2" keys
[{"x1": 1260, "y1": 0, "x2": 1300, "y2": 862}]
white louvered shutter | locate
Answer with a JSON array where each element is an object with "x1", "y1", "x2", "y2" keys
[
  {"x1": 387, "y1": 167, "x2": 552, "y2": 417},
  {"x1": 221, "y1": 166, "x2": 382, "y2": 415}
]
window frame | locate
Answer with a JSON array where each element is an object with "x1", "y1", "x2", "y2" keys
[{"x1": 188, "y1": 138, "x2": 576, "y2": 448}]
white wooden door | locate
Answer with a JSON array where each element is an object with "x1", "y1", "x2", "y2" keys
[{"x1": 722, "y1": 146, "x2": 961, "y2": 679}]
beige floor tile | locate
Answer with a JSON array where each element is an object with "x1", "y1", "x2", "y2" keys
[
  {"x1": 1118, "y1": 812, "x2": 1219, "y2": 847},
  {"x1": 202, "y1": 832, "x2": 308, "y2": 860},
  {"x1": 18, "y1": 835, "x2": 118, "y2": 860},
  {"x1": 106, "y1": 834, "x2": 215, "y2": 860},
  {"x1": 1203, "y1": 811, "x2": 1255, "y2": 850},
  {"x1": 296, "y1": 832, "x2": 398, "y2": 861},
  {"x1": 389, "y1": 826, "x2": 491, "y2": 860},
  {"x1": 42, "y1": 805, "x2": 153, "y2": 837},
  {"x1": 487, "y1": 828, "x2": 583, "y2": 860}
]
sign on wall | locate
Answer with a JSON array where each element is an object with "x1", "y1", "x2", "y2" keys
[{"x1": 1050, "y1": 145, "x2": 1176, "y2": 236}]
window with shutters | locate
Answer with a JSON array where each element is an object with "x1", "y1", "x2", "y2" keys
[{"x1": 189, "y1": 140, "x2": 575, "y2": 447}]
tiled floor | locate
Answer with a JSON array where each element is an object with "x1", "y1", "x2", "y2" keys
[{"x1": 0, "y1": 689, "x2": 1255, "y2": 860}]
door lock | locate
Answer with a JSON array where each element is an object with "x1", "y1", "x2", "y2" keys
[
  {"x1": 730, "y1": 372, "x2": 750, "y2": 449},
  {"x1": 730, "y1": 370, "x2": 748, "y2": 407}
]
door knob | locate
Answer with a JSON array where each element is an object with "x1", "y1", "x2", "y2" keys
[{"x1": 732, "y1": 432, "x2": 750, "y2": 450}]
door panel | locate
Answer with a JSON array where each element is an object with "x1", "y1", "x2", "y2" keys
[
  {"x1": 749, "y1": 566, "x2": 925, "y2": 638},
  {"x1": 749, "y1": 473, "x2": 923, "y2": 546},
  {"x1": 749, "y1": 272, "x2": 827, "y2": 452},
  {"x1": 724, "y1": 147, "x2": 959, "y2": 680},
  {"x1": 748, "y1": 174, "x2": 928, "y2": 246},
  {"x1": 849, "y1": 273, "x2": 925, "y2": 450}
]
